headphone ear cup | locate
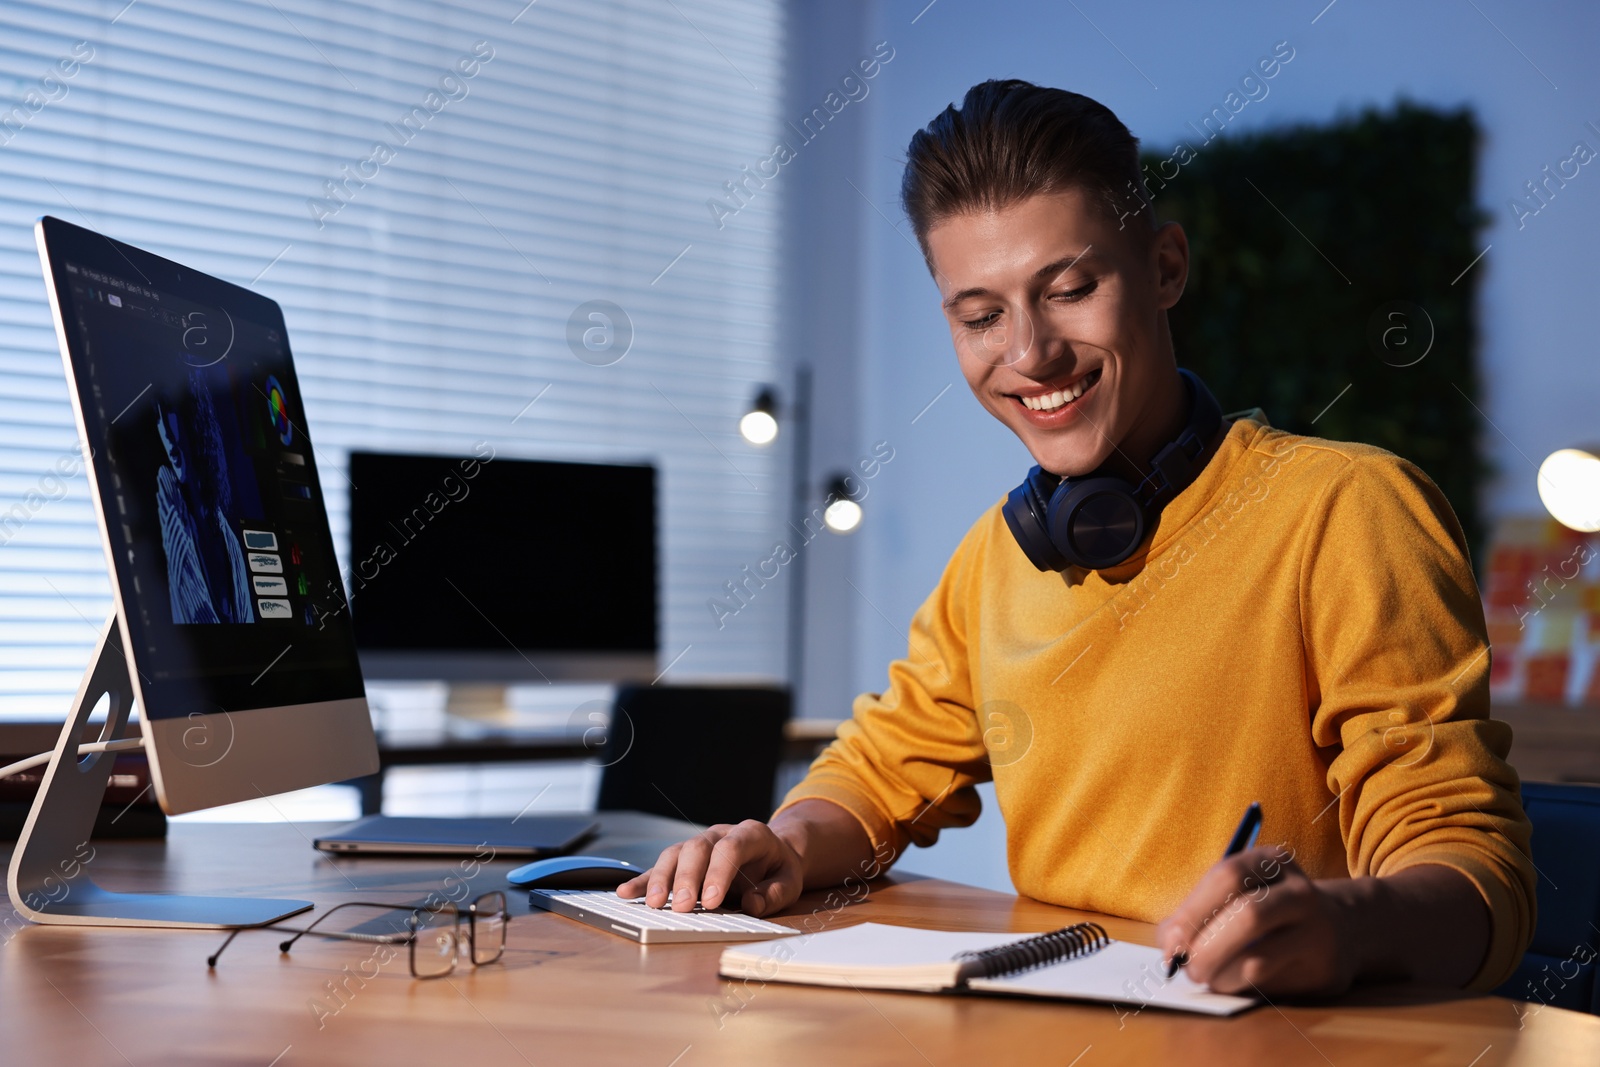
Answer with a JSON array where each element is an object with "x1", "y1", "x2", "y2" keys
[
  {"x1": 1001, "y1": 371, "x2": 1223, "y2": 573},
  {"x1": 1003, "y1": 468, "x2": 1068, "y2": 572},
  {"x1": 1047, "y1": 477, "x2": 1147, "y2": 570}
]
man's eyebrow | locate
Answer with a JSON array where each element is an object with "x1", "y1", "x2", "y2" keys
[{"x1": 939, "y1": 247, "x2": 1101, "y2": 309}]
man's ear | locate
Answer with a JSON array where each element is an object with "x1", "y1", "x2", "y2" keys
[{"x1": 1152, "y1": 221, "x2": 1189, "y2": 311}]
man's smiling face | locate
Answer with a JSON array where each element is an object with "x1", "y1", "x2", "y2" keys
[{"x1": 926, "y1": 187, "x2": 1189, "y2": 478}]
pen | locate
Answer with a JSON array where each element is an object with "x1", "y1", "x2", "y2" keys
[{"x1": 1165, "y1": 802, "x2": 1263, "y2": 979}]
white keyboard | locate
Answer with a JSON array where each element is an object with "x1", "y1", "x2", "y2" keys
[{"x1": 528, "y1": 889, "x2": 801, "y2": 944}]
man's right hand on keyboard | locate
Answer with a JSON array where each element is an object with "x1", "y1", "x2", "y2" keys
[{"x1": 616, "y1": 799, "x2": 874, "y2": 915}]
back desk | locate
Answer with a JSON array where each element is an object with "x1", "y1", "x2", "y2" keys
[{"x1": 2, "y1": 814, "x2": 1596, "y2": 1066}]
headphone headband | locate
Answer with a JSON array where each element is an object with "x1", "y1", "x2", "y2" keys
[{"x1": 1136, "y1": 370, "x2": 1225, "y2": 511}]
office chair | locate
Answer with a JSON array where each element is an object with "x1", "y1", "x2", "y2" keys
[
  {"x1": 595, "y1": 685, "x2": 791, "y2": 828},
  {"x1": 1493, "y1": 781, "x2": 1600, "y2": 1015}
]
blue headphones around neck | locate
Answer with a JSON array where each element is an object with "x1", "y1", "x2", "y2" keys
[{"x1": 1001, "y1": 368, "x2": 1227, "y2": 572}]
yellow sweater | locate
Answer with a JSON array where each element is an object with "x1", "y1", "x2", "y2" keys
[{"x1": 780, "y1": 418, "x2": 1535, "y2": 990}]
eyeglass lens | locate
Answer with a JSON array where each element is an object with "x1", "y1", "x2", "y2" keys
[
  {"x1": 411, "y1": 908, "x2": 460, "y2": 979},
  {"x1": 471, "y1": 892, "x2": 507, "y2": 966}
]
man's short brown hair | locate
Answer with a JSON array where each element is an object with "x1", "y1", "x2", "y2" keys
[{"x1": 900, "y1": 80, "x2": 1151, "y2": 264}]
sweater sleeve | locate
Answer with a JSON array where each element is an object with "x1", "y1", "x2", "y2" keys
[
  {"x1": 1301, "y1": 450, "x2": 1535, "y2": 991},
  {"x1": 775, "y1": 515, "x2": 994, "y2": 859}
]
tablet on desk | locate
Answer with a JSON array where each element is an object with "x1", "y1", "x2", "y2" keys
[{"x1": 313, "y1": 815, "x2": 598, "y2": 857}]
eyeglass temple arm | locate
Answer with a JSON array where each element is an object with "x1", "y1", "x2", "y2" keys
[
  {"x1": 208, "y1": 902, "x2": 404, "y2": 966},
  {"x1": 209, "y1": 898, "x2": 482, "y2": 968},
  {"x1": 278, "y1": 901, "x2": 422, "y2": 953},
  {"x1": 206, "y1": 928, "x2": 243, "y2": 968}
]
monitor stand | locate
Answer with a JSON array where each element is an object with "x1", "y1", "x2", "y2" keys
[{"x1": 6, "y1": 615, "x2": 314, "y2": 929}]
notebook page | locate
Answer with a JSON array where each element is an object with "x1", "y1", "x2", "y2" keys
[{"x1": 967, "y1": 941, "x2": 1256, "y2": 1016}]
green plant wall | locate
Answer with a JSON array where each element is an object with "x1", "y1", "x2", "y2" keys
[{"x1": 1146, "y1": 102, "x2": 1488, "y2": 560}]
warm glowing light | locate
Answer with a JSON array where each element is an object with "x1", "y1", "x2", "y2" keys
[
  {"x1": 824, "y1": 497, "x2": 863, "y2": 533},
  {"x1": 1539, "y1": 448, "x2": 1600, "y2": 532},
  {"x1": 739, "y1": 409, "x2": 779, "y2": 445}
]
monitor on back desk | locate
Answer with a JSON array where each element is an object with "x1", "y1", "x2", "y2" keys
[
  {"x1": 346, "y1": 450, "x2": 658, "y2": 715},
  {"x1": 6, "y1": 216, "x2": 379, "y2": 929}
]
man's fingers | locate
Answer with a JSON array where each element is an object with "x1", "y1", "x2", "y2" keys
[
  {"x1": 643, "y1": 842, "x2": 683, "y2": 908},
  {"x1": 1181, "y1": 875, "x2": 1306, "y2": 987},
  {"x1": 740, "y1": 873, "x2": 797, "y2": 917},
  {"x1": 1203, "y1": 925, "x2": 1313, "y2": 996},
  {"x1": 614, "y1": 822, "x2": 801, "y2": 915},
  {"x1": 670, "y1": 833, "x2": 719, "y2": 911},
  {"x1": 701, "y1": 823, "x2": 771, "y2": 910},
  {"x1": 1155, "y1": 857, "x2": 1239, "y2": 965},
  {"x1": 1157, "y1": 845, "x2": 1299, "y2": 965}
]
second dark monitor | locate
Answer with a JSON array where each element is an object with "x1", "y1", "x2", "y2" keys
[{"x1": 348, "y1": 450, "x2": 657, "y2": 682}]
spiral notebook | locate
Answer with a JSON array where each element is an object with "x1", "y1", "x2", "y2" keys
[{"x1": 718, "y1": 921, "x2": 1256, "y2": 1016}]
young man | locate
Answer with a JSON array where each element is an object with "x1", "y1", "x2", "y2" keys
[{"x1": 618, "y1": 80, "x2": 1534, "y2": 996}]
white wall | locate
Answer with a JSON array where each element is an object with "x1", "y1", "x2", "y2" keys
[{"x1": 790, "y1": 0, "x2": 1600, "y2": 891}]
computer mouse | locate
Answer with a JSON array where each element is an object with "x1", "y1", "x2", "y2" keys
[{"x1": 506, "y1": 855, "x2": 644, "y2": 889}]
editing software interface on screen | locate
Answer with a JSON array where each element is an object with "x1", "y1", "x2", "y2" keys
[{"x1": 61, "y1": 256, "x2": 364, "y2": 719}]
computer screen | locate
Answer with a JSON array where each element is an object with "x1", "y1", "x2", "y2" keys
[
  {"x1": 348, "y1": 451, "x2": 657, "y2": 681},
  {"x1": 37, "y1": 215, "x2": 375, "y2": 816},
  {"x1": 45, "y1": 223, "x2": 363, "y2": 717}
]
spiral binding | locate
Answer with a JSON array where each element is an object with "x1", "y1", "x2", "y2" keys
[{"x1": 953, "y1": 921, "x2": 1111, "y2": 979}]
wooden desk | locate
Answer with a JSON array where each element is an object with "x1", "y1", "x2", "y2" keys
[{"x1": 3, "y1": 818, "x2": 1597, "y2": 1066}]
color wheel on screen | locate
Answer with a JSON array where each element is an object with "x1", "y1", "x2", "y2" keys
[{"x1": 265, "y1": 375, "x2": 292, "y2": 446}]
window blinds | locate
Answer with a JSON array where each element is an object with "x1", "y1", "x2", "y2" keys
[{"x1": 0, "y1": 0, "x2": 788, "y2": 718}]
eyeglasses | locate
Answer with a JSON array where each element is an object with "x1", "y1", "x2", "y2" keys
[{"x1": 206, "y1": 891, "x2": 507, "y2": 979}]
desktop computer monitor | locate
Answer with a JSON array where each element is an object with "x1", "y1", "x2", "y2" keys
[
  {"x1": 10, "y1": 216, "x2": 378, "y2": 927},
  {"x1": 347, "y1": 451, "x2": 657, "y2": 702}
]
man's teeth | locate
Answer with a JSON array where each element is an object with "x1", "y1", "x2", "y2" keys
[{"x1": 1023, "y1": 376, "x2": 1091, "y2": 412}]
